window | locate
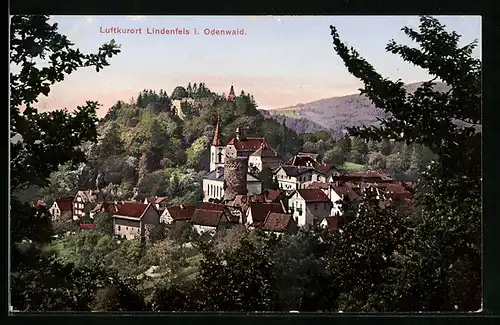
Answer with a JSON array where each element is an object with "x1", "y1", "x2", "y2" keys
[
  {"x1": 118, "y1": 225, "x2": 121, "y2": 231},
  {"x1": 126, "y1": 227, "x2": 128, "y2": 230},
  {"x1": 314, "y1": 203, "x2": 318, "y2": 210}
]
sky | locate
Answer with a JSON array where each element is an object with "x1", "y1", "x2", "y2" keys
[{"x1": 17, "y1": 15, "x2": 481, "y2": 117}]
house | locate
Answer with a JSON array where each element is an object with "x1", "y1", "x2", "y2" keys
[
  {"x1": 73, "y1": 190, "x2": 103, "y2": 220},
  {"x1": 89, "y1": 202, "x2": 121, "y2": 218},
  {"x1": 49, "y1": 197, "x2": 74, "y2": 221},
  {"x1": 248, "y1": 143, "x2": 281, "y2": 173},
  {"x1": 261, "y1": 212, "x2": 298, "y2": 235},
  {"x1": 202, "y1": 167, "x2": 262, "y2": 202},
  {"x1": 112, "y1": 203, "x2": 160, "y2": 240},
  {"x1": 245, "y1": 202, "x2": 285, "y2": 227},
  {"x1": 288, "y1": 189, "x2": 332, "y2": 228},
  {"x1": 190, "y1": 209, "x2": 231, "y2": 234},
  {"x1": 226, "y1": 194, "x2": 265, "y2": 218},
  {"x1": 286, "y1": 153, "x2": 340, "y2": 180},
  {"x1": 225, "y1": 127, "x2": 269, "y2": 159},
  {"x1": 274, "y1": 166, "x2": 322, "y2": 191},
  {"x1": 320, "y1": 215, "x2": 344, "y2": 230},
  {"x1": 143, "y1": 196, "x2": 169, "y2": 212},
  {"x1": 160, "y1": 204, "x2": 197, "y2": 224},
  {"x1": 199, "y1": 202, "x2": 240, "y2": 224},
  {"x1": 262, "y1": 189, "x2": 285, "y2": 203}
]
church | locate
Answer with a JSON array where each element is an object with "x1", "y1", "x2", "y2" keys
[{"x1": 202, "y1": 108, "x2": 281, "y2": 202}]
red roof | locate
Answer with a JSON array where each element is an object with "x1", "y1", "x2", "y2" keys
[
  {"x1": 262, "y1": 213, "x2": 296, "y2": 232},
  {"x1": 114, "y1": 203, "x2": 149, "y2": 219},
  {"x1": 248, "y1": 202, "x2": 284, "y2": 223},
  {"x1": 227, "y1": 137, "x2": 268, "y2": 151},
  {"x1": 323, "y1": 216, "x2": 344, "y2": 230},
  {"x1": 297, "y1": 189, "x2": 330, "y2": 202},
  {"x1": 198, "y1": 202, "x2": 228, "y2": 211},
  {"x1": 55, "y1": 197, "x2": 74, "y2": 212},
  {"x1": 212, "y1": 116, "x2": 222, "y2": 146},
  {"x1": 167, "y1": 205, "x2": 197, "y2": 221},
  {"x1": 191, "y1": 209, "x2": 226, "y2": 227},
  {"x1": 332, "y1": 184, "x2": 361, "y2": 202},
  {"x1": 307, "y1": 182, "x2": 331, "y2": 190},
  {"x1": 263, "y1": 189, "x2": 283, "y2": 202}
]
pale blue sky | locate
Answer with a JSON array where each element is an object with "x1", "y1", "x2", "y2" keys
[{"x1": 34, "y1": 15, "x2": 481, "y2": 116}]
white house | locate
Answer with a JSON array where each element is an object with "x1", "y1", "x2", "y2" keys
[
  {"x1": 202, "y1": 167, "x2": 262, "y2": 202},
  {"x1": 49, "y1": 197, "x2": 74, "y2": 221},
  {"x1": 274, "y1": 166, "x2": 323, "y2": 191},
  {"x1": 248, "y1": 144, "x2": 281, "y2": 172},
  {"x1": 307, "y1": 181, "x2": 362, "y2": 216},
  {"x1": 287, "y1": 189, "x2": 332, "y2": 228}
]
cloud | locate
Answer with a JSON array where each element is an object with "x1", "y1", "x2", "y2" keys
[{"x1": 127, "y1": 16, "x2": 147, "y2": 21}]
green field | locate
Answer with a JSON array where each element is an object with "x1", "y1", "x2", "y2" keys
[{"x1": 341, "y1": 162, "x2": 367, "y2": 172}]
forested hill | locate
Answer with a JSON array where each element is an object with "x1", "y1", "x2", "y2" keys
[
  {"x1": 265, "y1": 81, "x2": 449, "y2": 138},
  {"x1": 39, "y1": 83, "x2": 302, "y2": 205}
]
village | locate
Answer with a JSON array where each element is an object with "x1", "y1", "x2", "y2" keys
[{"x1": 41, "y1": 108, "x2": 414, "y2": 241}]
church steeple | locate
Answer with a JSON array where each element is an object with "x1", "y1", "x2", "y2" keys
[
  {"x1": 212, "y1": 116, "x2": 222, "y2": 146},
  {"x1": 227, "y1": 84, "x2": 236, "y2": 101}
]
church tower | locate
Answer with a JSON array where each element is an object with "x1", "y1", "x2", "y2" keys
[
  {"x1": 210, "y1": 116, "x2": 225, "y2": 172},
  {"x1": 227, "y1": 85, "x2": 236, "y2": 101}
]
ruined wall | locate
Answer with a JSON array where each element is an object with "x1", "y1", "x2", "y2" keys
[{"x1": 224, "y1": 156, "x2": 249, "y2": 201}]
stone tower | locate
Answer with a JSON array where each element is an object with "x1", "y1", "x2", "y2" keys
[
  {"x1": 210, "y1": 116, "x2": 225, "y2": 172},
  {"x1": 227, "y1": 85, "x2": 236, "y2": 101},
  {"x1": 223, "y1": 155, "x2": 248, "y2": 201}
]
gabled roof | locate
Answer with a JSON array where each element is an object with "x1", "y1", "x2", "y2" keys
[
  {"x1": 263, "y1": 189, "x2": 283, "y2": 202},
  {"x1": 322, "y1": 215, "x2": 344, "y2": 230},
  {"x1": 166, "y1": 205, "x2": 197, "y2": 221},
  {"x1": 203, "y1": 167, "x2": 260, "y2": 182},
  {"x1": 296, "y1": 189, "x2": 330, "y2": 202},
  {"x1": 306, "y1": 182, "x2": 331, "y2": 190},
  {"x1": 91, "y1": 202, "x2": 121, "y2": 214},
  {"x1": 191, "y1": 209, "x2": 226, "y2": 227},
  {"x1": 227, "y1": 137, "x2": 268, "y2": 151},
  {"x1": 278, "y1": 166, "x2": 312, "y2": 177},
  {"x1": 262, "y1": 212, "x2": 295, "y2": 232},
  {"x1": 114, "y1": 203, "x2": 150, "y2": 219},
  {"x1": 248, "y1": 202, "x2": 284, "y2": 223},
  {"x1": 75, "y1": 190, "x2": 101, "y2": 203},
  {"x1": 199, "y1": 202, "x2": 228, "y2": 211},
  {"x1": 250, "y1": 144, "x2": 279, "y2": 158},
  {"x1": 54, "y1": 197, "x2": 74, "y2": 212},
  {"x1": 332, "y1": 183, "x2": 361, "y2": 202},
  {"x1": 145, "y1": 196, "x2": 169, "y2": 204}
]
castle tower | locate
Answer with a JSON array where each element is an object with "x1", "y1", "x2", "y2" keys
[
  {"x1": 224, "y1": 155, "x2": 248, "y2": 201},
  {"x1": 227, "y1": 85, "x2": 236, "y2": 101},
  {"x1": 210, "y1": 116, "x2": 225, "y2": 172}
]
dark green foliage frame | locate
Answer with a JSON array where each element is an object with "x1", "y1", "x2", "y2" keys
[{"x1": 8, "y1": 0, "x2": 499, "y2": 324}]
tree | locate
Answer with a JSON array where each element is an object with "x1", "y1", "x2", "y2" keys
[
  {"x1": 323, "y1": 145, "x2": 346, "y2": 166},
  {"x1": 258, "y1": 167, "x2": 279, "y2": 190},
  {"x1": 10, "y1": 15, "x2": 120, "y2": 193},
  {"x1": 379, "y1": 139, "x2": 392, "y2": 156},
  {"x1": 171, "y1": 86, "x2": 188, "y2": 100},
  {"x1": 367, "y1": 152, "x2": 387, "y2": 170},
  {"x1": 94, "y1": 212, "x2": 114, "y2": 236},
  {"x1": 349, "y1": 137, "x2": 369, "y2": 164},
  {"x1": 10, "y1": 14, "x2": 121, "y2": 311},
  {"x1": 330, "y1": 15, "x2": 481, "y2": 311}
]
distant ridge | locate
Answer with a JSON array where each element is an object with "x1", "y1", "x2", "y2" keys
[{"x1": 265, "y1": 81, "x2": 449, "y2": 138}]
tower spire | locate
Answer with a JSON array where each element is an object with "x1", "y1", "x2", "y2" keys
[
  {"x1": 212, "y1": 116, "x2": 222, "y2": 146},
  {"x1": 227, "y1": 84, "x2": 236, "y2": 101}
]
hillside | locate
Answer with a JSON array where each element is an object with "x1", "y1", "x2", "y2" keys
[{"x1": 266, "y1": 81, "x2": 449, "y2": 138}]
